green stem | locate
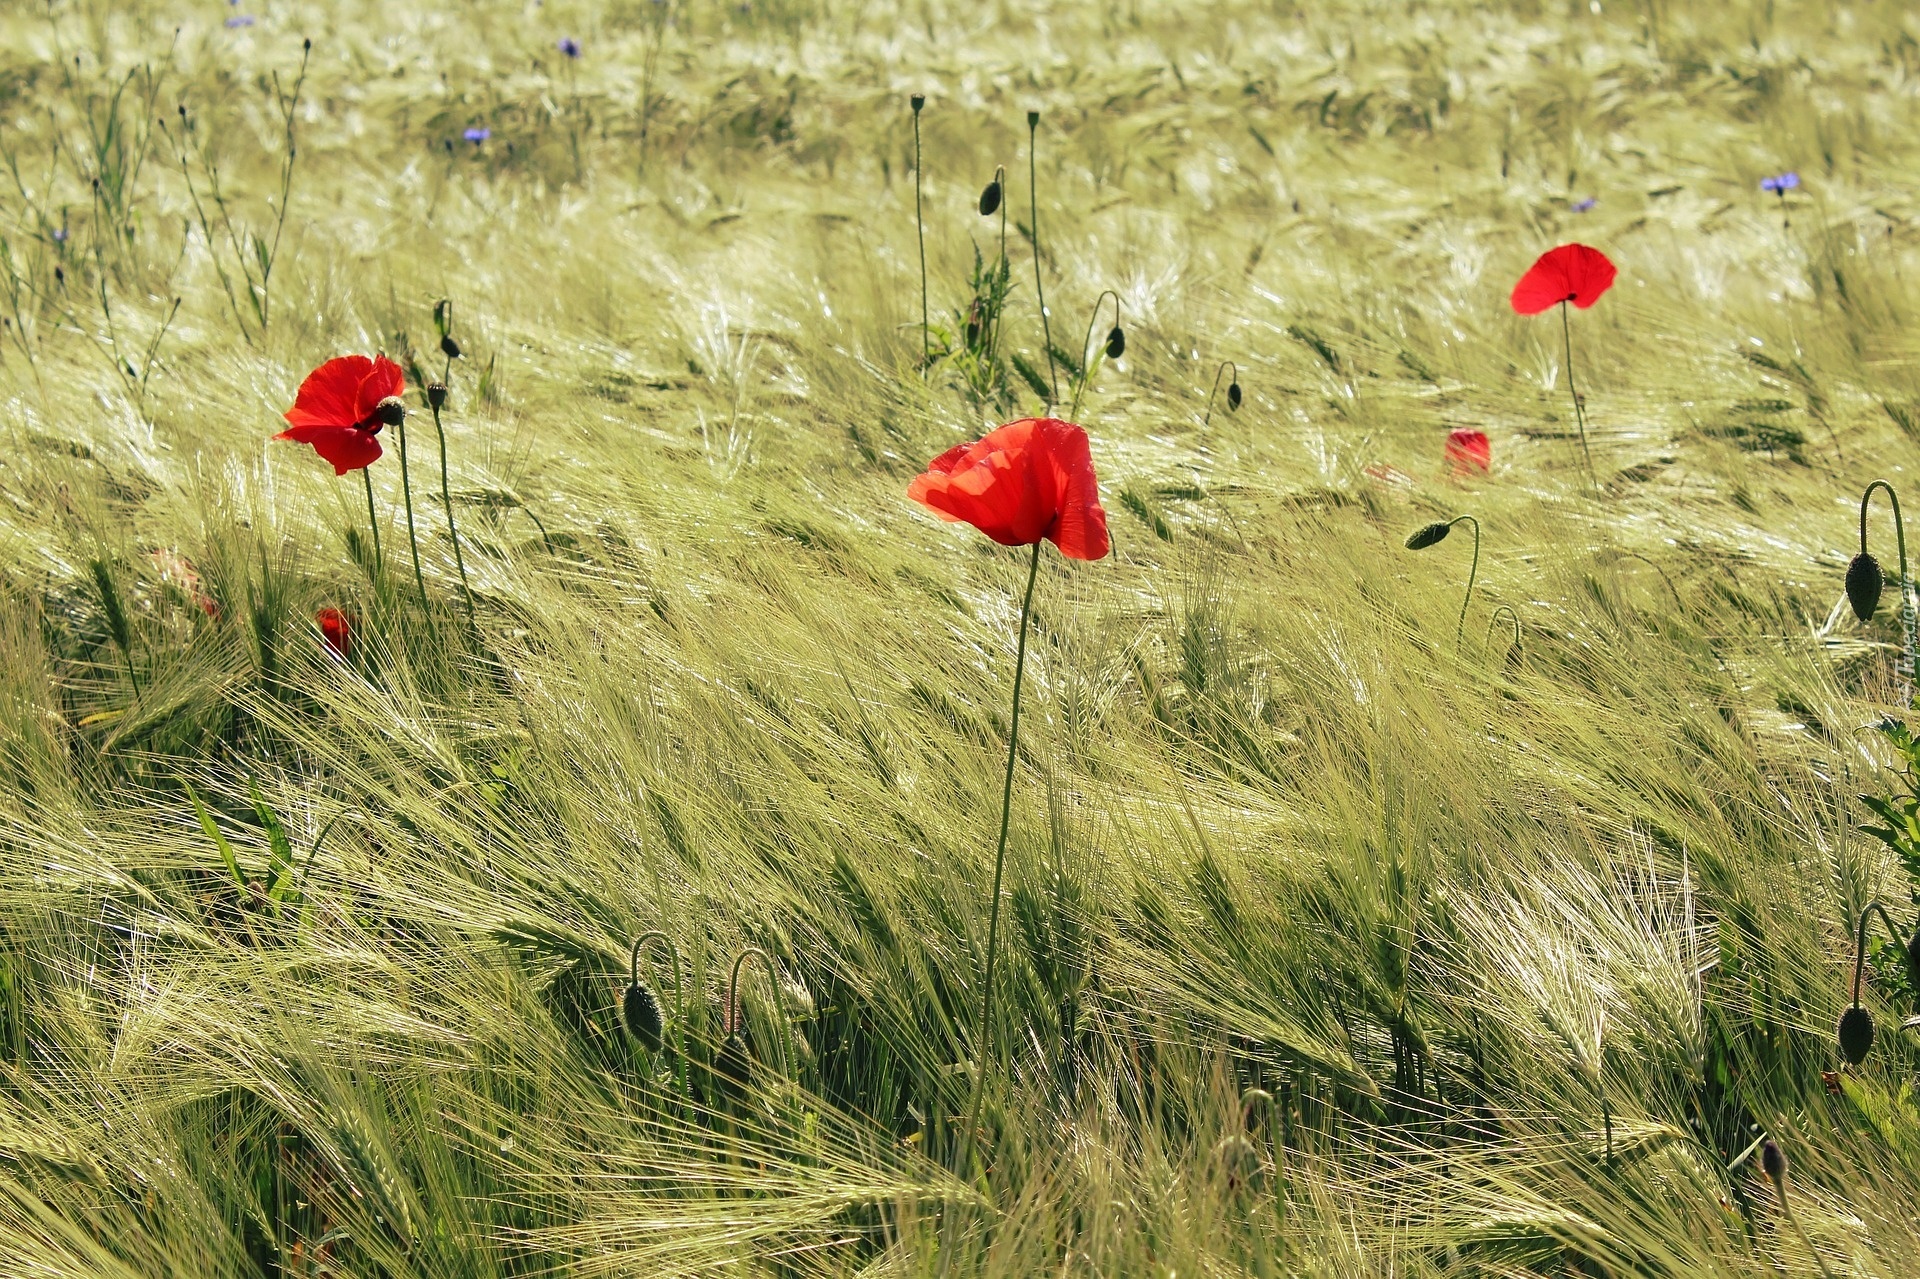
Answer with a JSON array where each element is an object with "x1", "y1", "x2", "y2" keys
[
  {"x1": 395, "y1": 418, "x2": 428, "y2": 612},
  {"x1": 1862, "y1": 480, "x2": 1912, "y2": 700},
  {"x1": 913, "y1": 100, "x2": 927, "y2": 373},
  {"x1": 1204, "y1": 361, "x2": 1237, "y2": 427},
  {"x1": 1851, "y1": 901, "x2": 1905, "y2": 1006},
  {"x1": 1029, "y1": 113, "x2": 1055, "y2": 407},
  {"x1": 1487, "y1": 604, "x2": 1520, "y2": 652},
  {"x1": 1451, "y1": 515, "x2": 1480, "y2": 649},
  {"x1": 429, "y1": 401, "x2": 474, "y2": 625},
  {"x1": 361, "y1": 467, "x2": 382, "y2": 570},
  {"x1": 1068, "y1": 291, "x2": 1118, "y2": 423},
  {"x1": 727, "y1": 945, "x2": 791, "y2": 1080},
  {"x1": 1560, "y1": 300, "x2": 1594, "y2": 482},
  {"x1": 956, "y1": 538, "x2": 1043, "y2": 1181}
]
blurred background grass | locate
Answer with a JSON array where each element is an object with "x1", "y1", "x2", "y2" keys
[{"x1": 0, "y1": 0, "x2": 1918, "y2": 1274}]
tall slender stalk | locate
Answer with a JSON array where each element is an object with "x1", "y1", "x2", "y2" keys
[
  {"x1": 427, "y1": 393, "x2": 474, "y2": 625},
  {"x1": 1559, "y1": 299, "x2": 1594, "y2": 481},
  {"x1": 1204, "y1": 360, "x2": 1239, "y2": 427},
  {"x1": 912, "y1": 95, "x2": 928, "y2": 372},
  {"x1": 1861, "y1": 480, "x2": 1913, "y2": 698},
  {"x1": 956, "y1": 538, "x2": 1043, "y2": 1181},
  {"x1": 1028, "y1": 111, "x2": 1056, "y2": 406},
  {"x1": 1403, "y1": 515, "x2": 1479, "y2": 648},
  {"x1": 361, "y1": 468, "x2": 382, "y2": 570},
  {"x1": 1068, "y1": 291, "x2": 1120, "y2": 422},
  {"x1": 393, "y1": 416, "x2": 429, "y2": 612}
]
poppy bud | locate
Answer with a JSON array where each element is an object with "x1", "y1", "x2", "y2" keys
[
  {"x1": 1837, "y1": 1004, "x2": 1875, "y2": 1065},
  {"x1": 1027, "y1": 110, "x2": 1039, "y2": 127},
  {"x1": 427, "y1": 382, "x2": 448, "y2": 412},
  {"x1": 1405, "y1": 521, "x2": 1452, "y2": 550},
  {"x1": 1846, "y1": 552, "x2": 1883, "y2": 622},
  {"x1": 910, "y1": 94, "x2": 925, "y2": 112},
  {"x1": 979, "y1": 179, "x2": 1002, "y2": 217},
  {"x1": 53, "y1": 266, "x2": 63, "y2": 286},
  {"x1": 1760, "y1": 1138, "x2": 1786, "y2": 1183},
  {"x1": 374, "y1": 396, "x2": 406, "y2": 429},
  {"x1": 965, "y1": 301, "x2": 982, "y2": 349},
  {"x1": 623, "y1": 981, "x2": 664, "y2": 1052},
  {"x1": 1105, "y1": 326, "x2": 1125, "y2": 359},
  {"x1": 716, "y1": 1030, "x2": 752, "y2": 1093},
  {"x1": 1212, "y1": 1132, "x2": 1263, "y2": 1195},
  {"x1": 1227, "y1": 381, "x2": 1242, "y2": 411},
  {"x1": 440, "y1": 334, "x2": 462, "y2": 360}
]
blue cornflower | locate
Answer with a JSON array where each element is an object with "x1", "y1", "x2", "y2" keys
[
  {"x1": 464, "y1": 127, "x2": 491, "y2": 144},
  {"x1": 1571, "y1": 197, "x2": 1596, "y2": 213},
  {"x1": 558, "y1": 37, "x2": 581, "y2": 58},
  {"x1": 225, "y1": 13, "x2": 254, "y2": 26},
  {"x1": 52, "y1": 228, "x2": 68, "y2": 243},
  {"x1": 1760, "y1": 171, "x2": 1799, "y2": 194}
]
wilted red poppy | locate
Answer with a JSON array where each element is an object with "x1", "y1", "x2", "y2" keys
[
  {"x1": 275, "y1": 355, "x2": 406, "y2": 475},
  {"x1": 907, "y1": 417, "x2": 1110, "y2": 561},
  {"x1": 1445, "y1": 428, "x2": 1491, "y2": 473},
  {"x1": 316, "y1": 607, "x2": 353, "y2": 657},
  {"x1": 1509, "y1": 244, "x2": 1617, "y2": 315}
]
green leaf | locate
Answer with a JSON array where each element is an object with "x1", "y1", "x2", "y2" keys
[
  {"x1": 249, "y1": 777, "x2": 296, "y2": 900},
  {"x1": 186, "y1": 782, "x2": 245, "y2": 889}
]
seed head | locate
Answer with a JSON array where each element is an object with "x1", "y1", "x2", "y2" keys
[
  {"x1": 1227, "y1": 381, "x2": 1242, "y2": 411},
  {"x1": 1405, "y1": 521, "x2": 1453, "y2": 550},
  {"x1": 440, "y1": 334, "x2": 462, "y2": 360},
  {"x1": 910, "y1": 94, "x2": 925, "y2": 113},
  {"x1": 427, "y1": 382, "x2": 449, "y2": 412},
  {"x1": 1846, "y1": 552, "x2": 1884, "y2": 622},
  {"x1": 1760, "y1": 1137, "x2": 1786, "y2": 1183},
  {"x1": 1027, "y1": 110, "x2": 1039, "y2": 128},
  {"x1": 1837, "y1": 1004, "x2": 1875, "y2": 1065},
  {"x1": 623, "y1": 981, "x2": 664, "y2": 1052},
  {"x1": 979, "y1": 179, "x2": 1002, "y2": 217},
  {"x1": 1105, "y1": 325, "x2": 1125, "y2": 360},
  {"x1": 374, "y1": 396, "x2": 407, "y2": 429}
]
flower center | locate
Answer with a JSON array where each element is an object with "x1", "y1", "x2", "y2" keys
[{"x1": 359, "y1": 396, "x2": 407, "y2": 434}]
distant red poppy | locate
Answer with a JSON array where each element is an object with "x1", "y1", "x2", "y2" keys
[
  {"x1": 275, "y1": 355, "x2": 406, "y2": 475},
  {"x1": 1445, "y1": 428, "x2": 1491, "y2": 473},
  {"x1": 907, "y1": 417, "x2": 1110, "y2": 561},
  {"x1": 1509, "y1": 244, "x2": 1617, "y2": 315},
  {"x1": 316, "y1": 607, "x2": 353, "y2": 657}
]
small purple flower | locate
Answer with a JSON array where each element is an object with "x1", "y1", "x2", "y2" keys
[
  {"x1": 1760, "y1": 172, "x2": 1800, "y2": 194},
  {"x1": 463, "y1": 127, "x2": 491, "y2": 144},
  {"x1": 225, "y1": 13, "x2": 254, "y2": 26},
  {"x1": 51, "y1": 228, "x2": 68, "y2": 243},
  {"x1": 558, "y1": 37, "x2": 581, "y2": 58},
  {"x1": 1571, "y1": 197, "x2": 1596, "y2": 213}
]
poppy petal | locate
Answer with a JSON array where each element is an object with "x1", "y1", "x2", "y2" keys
[
  {"x1": 353, "y1": 355, "x2": 407, "y2": 423},
  {"x1": 1510, "y1": 243, "x2": 1617, "y2": 315},
  {"x1": 276, "y1": 424, "x2": 382, "y2": 475},
  {"x1": 1445, "y1": 428, "x2": 1491, "y2": 473},
  {"x1": 907, "y1": 417, "x2": 1109, "y2": 560},
  {"x1": 283, "y1": 355, "x2": 376, "y2": 430}
]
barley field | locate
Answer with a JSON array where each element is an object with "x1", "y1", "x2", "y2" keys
[{"x1": 2, "y1": 0, "x2": 1919, "y2": 1274}]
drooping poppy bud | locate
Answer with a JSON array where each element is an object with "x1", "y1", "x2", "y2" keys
[
  {"x1": 1405, "y1": 521, "x2": 1453, "y2": 550},
  {"x1": 1760, "y1": 1138, "x2": 1786, "y2": 1183},
  {"x1": 1847, "y1": 552, "x2": 1884, "y2": 622},
  {"x1": 427, "y1": 382, "x2": 449, "y2": 412},
  {"x1": 716, "y1": 1029, "x2": 752, "y2": 1093},
  {"x1": 1837, "y1": 1004, "x2": 1875, "y2": 1065},
  {"x1": 979, "y1": 179, "x2": 1002, "y2": 217},
  {"x1": 1227, "y1": 381, "x2": 1242, "y2": 411},
  {"x1": 440, "y1": 334, "x2": 462, "y2": 360},
  {"x1": 1105, "y1": 325, "x2": 1125, "y2": 359},
  {"x1": 623, "y1": 981, "x2": 664, "y2": 1052}
]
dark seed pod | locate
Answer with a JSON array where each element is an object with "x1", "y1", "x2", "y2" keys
[
  {"x1": 1405, "y1": 521, "x2": 1453, "y2": 550},
  {"x1": 623, "y1": 982, "x2": 664, "y2": 1051},
  {"x1": 1105, "y1": 326, "x2": 1125, "y2": 359},
  {"x1": 1227, "y1": 381, "x2": 1242, "y2": 410},
  {"x1": 440, "y1": 334, "x2": 462, "y2": 360},
  {"x1": 427, "y1": 381, "x2": 449, "y2": 412},
  {"x1": 910, "y1": 94, "x2": 925, "y2": 112},
  {"x1": 1847, "y1": 552, "x2": 1883, "y2": 622},
  {"x1": 1760, "y1": 1138, "x2": 1786, "y2": 1183},
  {"x1": 1837, "y1": 1004, "x2": 1875, "y2": 1065},
  {"x1": 716, "y1": 1030, "x2": 752, "y2": 1093},
  {"x1": 965, "y1": 302, "x2": 981, "y2": 349},
  {"x1": 979, "y1": 180, "x2": 1002, "y2": 217},
  {"x1": 1027, "y1": 110, "x2": 1039, "y2": 128},
  {"x1": 374, "y1": 396, "x2": 407, "y2": 429}
]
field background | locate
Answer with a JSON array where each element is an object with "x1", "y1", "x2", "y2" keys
[{"x1": 1, "y1": 0, "x2": 1918, "y2": 1274}]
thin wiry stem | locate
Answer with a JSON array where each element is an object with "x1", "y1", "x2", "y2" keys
[
  {"x1": 1862, "y1": 480, "x2": 1913, "y2": 701},
  {"x1": 1851, "y1": 901, "x2": 1905, "y2": 1006},
  {"x1": 1204, "y1": 360, "x2": 1237, "y2": 427},
  {"x1": 428, "y1": 400, "x2": 474, "y2": 626},
  {"x1": 1029, "y1": 113, "x2": 1055, "y2": 406},
  {"x1": 361, "y1": 467, "x2": 382, "y2": 571},
  {"x1": 913, "y1": 98, "x2": 927, "y2": 373},
  {"x1": 1559, "y1": 300, "x2": 1594, "y2": 482},
  {"x1": 1068, "y1": 291, "x2": 1119, "y2": 422},
  {"x1": 394, "y1": 418, "x2": 429, "y2": 612},
  {"x1": 1452, "y1": 515, "x2": 1480, "y2": 648}
]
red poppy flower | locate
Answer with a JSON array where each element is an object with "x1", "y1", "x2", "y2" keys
[
  {"x1": 316, "y1": 607, "x2": 353, "y2": 657},
  {"x1": 1509, "y1": 244, "x2": 1617, "y2": 315},
  {"x1": 1445, "y1": 428, "x2": 1491, "y2": 473},
  {"x1": 907, "y1": 417, "x2": 1110, "y2": 561},
  {"x1": 274, "y1": 355, "x2": 406, "y2": 475}
]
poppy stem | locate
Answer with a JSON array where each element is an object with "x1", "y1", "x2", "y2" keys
[
  {"x1": 727, "y1": 945, "x2": 791, "y2": 1080},
  {"x1": 956, "y1": 537, "x2": 1043, "y2": 1183},
  {"x1": 360, "y1": 467, "x2": 382, "y2": 571},
  {"x1": 912, "y1": 95, "x2": 928, "y2": 374},
  {"x1": 428, "y1": 399, "x2": 475, "y2": 626},
  {"x1": 1028, "y1": 112, "x2": 1056, "y2": 408},
  {"x1": 1451, "y1": 515, "x2": 1479, "y2": 649},
  {"x1": 1852, "y1": 901, "x2": 1904, "y2": 1007},
  {"x1": 394, "y1": 418, "x2": 429, "y2": 612},
  {"x1": 1068, "y1": 291, "x2": 1120, "y2": 422},
  {"x1": 1204, "y1": 360, "x2": 1238, "y2": 427},
  {"x1": 1487, "y1": 603, "x2": 1520, "y2": 653},
  {"x1": 1559, "y1": 300, "x2": 1594, "y2": 483},
  {"x1": 1862, "y1": 480, "x2": 1913, "y2": 702}
]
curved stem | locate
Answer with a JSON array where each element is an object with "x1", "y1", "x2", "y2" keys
[
  {"x1": 519, "y1": 505, "x2": 556, "y2": 557},
  {"x1": 1852, "y1": 901, "x2": 1906, "y2": 1006},
  {"x1": 956, "y1": 538, "x2": 1043, "y2": 1181},
  {"x1": 990, "y1": 165, "x2": 1008, "y2": 364},
  {"x1": 1068, "y1": 290, "x2": 1119, "y2": 422},
  {"x1": 631, "y1": 930, "x2": 684, "y2": 1006},
  {"x1": 1608, "y1": 550, "x2": 1685, "y2": 614},
  {"x1": 361, "y1": 468, "x2": 382, "y2": 571},
  {"x1": 1487, "y1": 604, "x2": 1520, "y2": 652},
  {"x1": 727, "y1": 945, "x2": 790, "y2": 1079},
  {"x1": 1451, "y1": 515, "x2": 1480, "y2": 649},
  {"x1": 1862, "y1": 480, "x2": 1912, "y2": 699},
  {"x1": 1204, "y1": 361, "x2": 1237, "y2": 427},
  {"x1": 1560, "y1": 300, "x2": 1593, "y2": 482},
  {"x1": 913, "y1": 100, "x2": 927, "y2": 374},
  {"x1": 429, "y1": 401, "x2": 474, "y2": 626},
  {"x1": 394, "y1": 418, "x2": 429, "y2": 612},
  {"x1": 1029, "y1": 113, "x2": 1055, "y2": 407}
]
